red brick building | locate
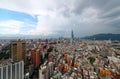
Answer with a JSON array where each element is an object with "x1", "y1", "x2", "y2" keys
[{"x1": 31, "y1": 48, "x2": 40, "y2": 68}]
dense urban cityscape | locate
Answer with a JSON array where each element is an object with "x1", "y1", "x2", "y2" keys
[
  {"x1": 0, "y1": 31, "x2": 120, "y2": 79},
  {"x1": 0, "y1": 0, "x2": 120, "y2": 79}
]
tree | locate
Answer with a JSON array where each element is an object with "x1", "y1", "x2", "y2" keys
[{"x1": 87, "y1": 57, "x2": 95, "y2": 65}]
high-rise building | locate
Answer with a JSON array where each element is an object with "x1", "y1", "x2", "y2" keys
[
  {"x1": 0, "y1": 60, "x2": 24, "y2": 79},
  {"x1": 71, "y1": 30, "x2": 74, "y2": 43},
  {"x1": 11, "y1": 40, "x2": 26, "y2": 63},
  {"x1": 31, "y1": 49, "x2": 40, "y2": 68}
]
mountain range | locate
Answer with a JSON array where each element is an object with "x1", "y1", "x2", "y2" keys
[{"x1": 83, "y1": 33, "x2": 120, "y2": 40}]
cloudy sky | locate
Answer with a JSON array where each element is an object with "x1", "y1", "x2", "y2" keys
[{"x1": 0, "y1": 0, "x2": 120, "y2": 37}]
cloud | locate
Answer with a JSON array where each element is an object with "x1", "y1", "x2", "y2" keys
[
  {"x1": 0, "y1": 20, "x2": 35, "y2": 34},
  {"x1": 0, "y1": 0, "x2": 120, "y2": 37}
]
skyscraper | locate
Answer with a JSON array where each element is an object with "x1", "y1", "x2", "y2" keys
[
  {"x1": 71, "y1": 30, "x2": 74, "y2": 43},
  {"x1": 11, "y1": 40, "x2": 26, "y2": 63}
]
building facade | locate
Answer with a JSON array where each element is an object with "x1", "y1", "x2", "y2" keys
[
  {"x1": 11, "y1": 40, "x2": 26, "y2": 62},
  {"x1": 0, "y1": 61, "x2": 24, "y2": 79},
  {"x1": 31, "y1": 49, "x2": 40, "y2": 68}
]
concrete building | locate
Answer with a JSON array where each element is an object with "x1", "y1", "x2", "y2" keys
[
  {"x1": 31, "y1": 49, "x2": 40, "y2": 68},
  {"x1": 31, "y1": 48, "x2": 36, "y2": 66},
  {"x1": 0, "y1": 60, "x2": 24, "y2": 79},
  {"x1": 11, "y1": 40, "x2": 26, "y2": 63},
  {"x1": 39, "y1": 62, "x2": 54, "y2": 79}
]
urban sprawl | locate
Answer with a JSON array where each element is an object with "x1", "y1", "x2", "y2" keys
[{"x1": 0, "y1": 33, "x2": 120, "y2": 79}]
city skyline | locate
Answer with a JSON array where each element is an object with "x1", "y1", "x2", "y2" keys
[{"x1": 0, "y1": 0, "x2": 120, "y2": 37}]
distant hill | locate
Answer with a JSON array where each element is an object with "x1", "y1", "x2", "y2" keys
[{"x1": 83, "y1": 33, "x2": 120, "y2": 40}]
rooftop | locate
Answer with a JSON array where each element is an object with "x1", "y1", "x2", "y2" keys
[{"x1": 0, "y1": 59, "x2": 21, "y2": 67}]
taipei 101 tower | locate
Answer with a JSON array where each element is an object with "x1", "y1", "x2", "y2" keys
[{"x1": 71, "y1": 30, "x2": 74, "y2": 43}]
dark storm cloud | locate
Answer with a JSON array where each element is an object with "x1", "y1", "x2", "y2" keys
[
  {"x1": 100, "y1": 8, "x2": 120, "y2": 19},
  {"x1": 106, "y1": 18, "x2": 120, "y2": 28},
  {"x1": 59, "y1": 0, "x2": 120, "y2": 17},
  {"x1": 55, "y1": 0, "x2": 120, "y2": 36}
]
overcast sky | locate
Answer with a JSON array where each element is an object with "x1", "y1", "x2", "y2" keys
[{"x1": 0, "y1": 0, "x2": 120, "y2": 37}]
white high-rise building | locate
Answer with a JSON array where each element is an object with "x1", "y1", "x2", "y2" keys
[{"x1": 0, "y1": 60, "x2": 24, "y2": 79}]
